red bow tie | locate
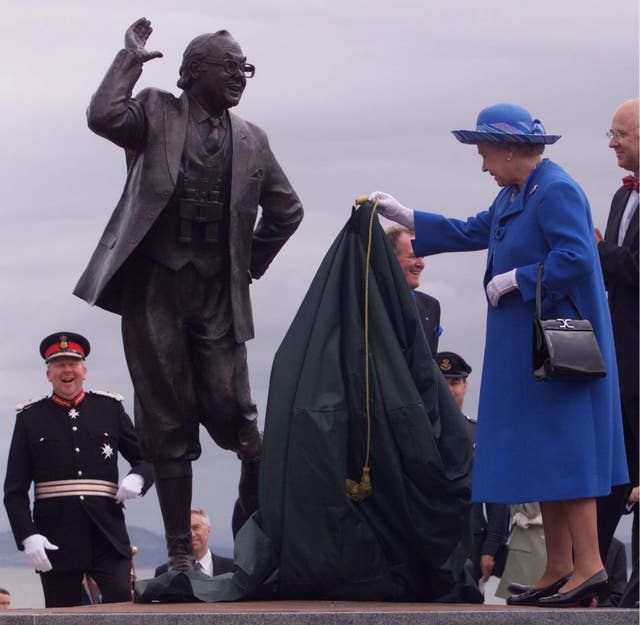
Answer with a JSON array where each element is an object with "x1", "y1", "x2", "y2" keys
[{"x1": 623, "y1": 175, "x2": 639, "y2": 192}]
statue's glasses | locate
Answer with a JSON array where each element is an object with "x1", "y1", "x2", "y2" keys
[{"x1": 203, "y1": 58, "x2": 256, "y2": 78}]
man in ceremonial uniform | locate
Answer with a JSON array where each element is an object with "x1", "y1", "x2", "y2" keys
[
  {"x1": 74, "y1": 18, "x2": 303, "y2": 572},
  {"x1": 386, "y1": 224, "x2": 442, "y2": 354},
  {"x1": 3, "y1": 332, "x2": 153, "y2": 607},
  {"x1": 436, "y1": 351, "x2": 509, "y2": 588},
  {"x1": 595, "y1": 98, "x2": 639, "y2": 607}
]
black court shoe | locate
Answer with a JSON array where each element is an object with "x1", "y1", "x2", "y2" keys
[
  {"x1": 506, "y1": 574, "x2": 572, "y2": 606},
  {"x1": 507, "y1": 573, "x2": 572, "y2": 595},
  {"x1": 537, "y1": 569, "x2": 609, "y2": 608}
]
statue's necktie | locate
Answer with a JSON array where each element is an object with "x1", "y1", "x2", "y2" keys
[{"x1": 204, "y1": 117, "x2": 223, "y2": 154}]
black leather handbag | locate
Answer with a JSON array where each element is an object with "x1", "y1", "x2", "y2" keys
[{"x1": 532, "y1": 264, "x2": 606, "y2": 381}]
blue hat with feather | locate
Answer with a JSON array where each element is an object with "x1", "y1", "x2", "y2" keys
[{"x1": 452, "y1": 103, "x2": 561, "y2": 145}]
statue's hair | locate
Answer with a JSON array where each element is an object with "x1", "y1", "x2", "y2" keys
[{"x1": 177, "y1": 30, "x2": 233, "y2": 90}]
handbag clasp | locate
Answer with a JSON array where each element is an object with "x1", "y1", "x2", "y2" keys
[{"x1": 555, "y1": 318, "x2": 575, "y2": 329}]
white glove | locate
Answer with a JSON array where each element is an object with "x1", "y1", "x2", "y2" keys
[
  {"x1": 22, "y1": 534, "x2": 59, "y2": 572},
  {"x1": 512, "y1": 511, "x2": 543, "y2": 528},
  {"x1": 368, "y1": 191, "x2": 414, "y2": 229},
  {"x1": 486, "y1": 269, "x2": 518, "y2": 307},
  {"x1": 115, "y1": 473, "x2": 144, "y2": 503}
]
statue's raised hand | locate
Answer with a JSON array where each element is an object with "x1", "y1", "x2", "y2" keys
[{"x1": 125, "y1": 17, "x2": 163, "y2": 63}]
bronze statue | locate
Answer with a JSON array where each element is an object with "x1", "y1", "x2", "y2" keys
[{"x1": 75, "y1": 17, "x2": 303, "y2": 572}]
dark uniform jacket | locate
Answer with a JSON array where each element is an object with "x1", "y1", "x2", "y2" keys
[
  {"x1": 73, "y1": 48, "x2": 304, "y2": 344},
  {"x1": 3, "y1": 391, "x2": 153, "y2": 571},
  {"x1": 414, "y1": 290, "x2": 441, "y2": 355}
]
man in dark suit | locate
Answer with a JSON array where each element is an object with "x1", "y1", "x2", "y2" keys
[
  {"x1": 595, "y1": 99, "x2": 639, "y2": 606},
  {"x1": 436, "y1": 351, "x2": 509, "y2": 589},
  {"x1": 385, "y1": 224, "x2": 441, "y2": 354},
  {"x1": 74, "y1": 19, "x2": 303, "y2": 571},
  {"x1": 3, "y1": 332, "x2": 153, "y2": 607},
  {"x1": 155, "y1": 508, "x2": 233, "y2": 577}
]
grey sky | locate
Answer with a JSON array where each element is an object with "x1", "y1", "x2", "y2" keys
[{"x1": 0, "y1": 0, "x2": 637, "y2": 550}]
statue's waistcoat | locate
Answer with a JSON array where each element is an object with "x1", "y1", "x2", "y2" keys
[{"x1": 139, "y1": 113, "x2": 232, "y2": 277}]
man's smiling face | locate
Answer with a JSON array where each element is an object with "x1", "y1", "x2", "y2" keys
[
  {"x1": 46, "y1": 357, "x2": 86, "y2": 399},
  {"x1": 395, "y1": 231, "x2": 425, "y2": 291}
]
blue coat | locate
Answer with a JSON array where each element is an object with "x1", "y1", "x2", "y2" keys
[{"x1": 413, "y1": 159, "x2": 628, "y2": 503}]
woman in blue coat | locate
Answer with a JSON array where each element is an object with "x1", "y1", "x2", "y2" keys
[{"x1": 370, "y1": 103, "x2": 628, "y2": 608}]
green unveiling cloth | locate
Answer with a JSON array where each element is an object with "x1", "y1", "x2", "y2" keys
[{"x1": 135, "y1": 202, "x2": 478, "y2": 603}]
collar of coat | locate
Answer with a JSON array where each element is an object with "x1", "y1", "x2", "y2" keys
[{"x1": 51, "y1": 390, "x2": 85, "y2": 408}]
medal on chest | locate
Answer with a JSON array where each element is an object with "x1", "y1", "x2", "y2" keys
[{"x1": 100, "y1": 442, "x2": 114, "y2": 460}]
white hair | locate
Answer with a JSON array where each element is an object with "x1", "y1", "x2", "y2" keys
[{"x1": 191, "y1": 507, "x2": 211, "y2": 529}]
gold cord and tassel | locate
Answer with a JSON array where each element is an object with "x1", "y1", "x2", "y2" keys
[{"x1": 345, "y1": 198, "x2": 377, "y2": 502}]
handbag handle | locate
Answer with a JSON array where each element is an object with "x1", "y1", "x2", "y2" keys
[{"x1": 535, "y1": 263, "x2": 585, "y2": 321}]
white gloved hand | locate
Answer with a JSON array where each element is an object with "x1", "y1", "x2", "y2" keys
[
  {"x1": 22, "y1": 534, "x2": 59, "y2": 572},
  {"x1": 512, "y1": 511, "x2": 543, "y2": 528},
  {"x1": 512, "y1": 512, "x2": 531, "y2": 529},
  {"x1": 115, "y1": 473, "x2": 144, "y2": 503},
  {"x1": 368, "y1": 191, "x2": 414, "y2": 229},
  {"x1": 486, "y1": 269, "x2": 518, "y2": 307}
]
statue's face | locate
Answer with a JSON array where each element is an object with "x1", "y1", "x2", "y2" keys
[{"x1": 194, "y1": 36, "x2": 247, "y2": 111}]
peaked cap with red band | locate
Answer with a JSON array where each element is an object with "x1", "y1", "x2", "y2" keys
[{"x1": 40, "y1": 332, "x2": 91, "y2": 363}]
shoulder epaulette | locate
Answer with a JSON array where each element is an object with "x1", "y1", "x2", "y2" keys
[
  {"x1": 88, "y1": 390, "x2": 124, "y2": 402},
  {"x1": 16, "y1": 396, "x2": 48, "y2": 411}
]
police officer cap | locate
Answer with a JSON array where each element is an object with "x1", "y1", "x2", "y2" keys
[
  {"x1": 436, "y1": 351, "x2": 472, "y2": 378},
  {"x1": 39, "y1": 332, "x2": 90, "y2": 363}
]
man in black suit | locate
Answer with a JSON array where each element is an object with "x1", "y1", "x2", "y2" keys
[
  {"x1": 74, "y1": 19, "x2": 303, "y2": 571},
  {"x1": 3, "y1": 332, "x2": 153, "y2": 607},
  {"x1": 595, "y1": 98, "x2": 639, "y2": 607},
  {"x1": 385, "y1": 224, "x2": 441, "y2": 354},
  {"x1": 436, "y1": 352, "x2": 509, "y2": 589},
  {"x1": 155, "y1": 508, "x2": 233, "y2": 577}
]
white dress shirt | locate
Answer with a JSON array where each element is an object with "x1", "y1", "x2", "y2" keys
[
  {"x1": 196, "y1": 548, "x2": 213, "y2": 576},
  {"x1": 618, "y1": 190, "x2": 639, "y2": 246}
]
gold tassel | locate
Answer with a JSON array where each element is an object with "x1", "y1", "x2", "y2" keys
[{"x1": 345, "y1": 466, "x2": 372, "y2": 502}]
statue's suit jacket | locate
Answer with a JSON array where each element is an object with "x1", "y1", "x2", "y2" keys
[{"x1": 74, "y1": 49, "x2": 304, "y2": 344}]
